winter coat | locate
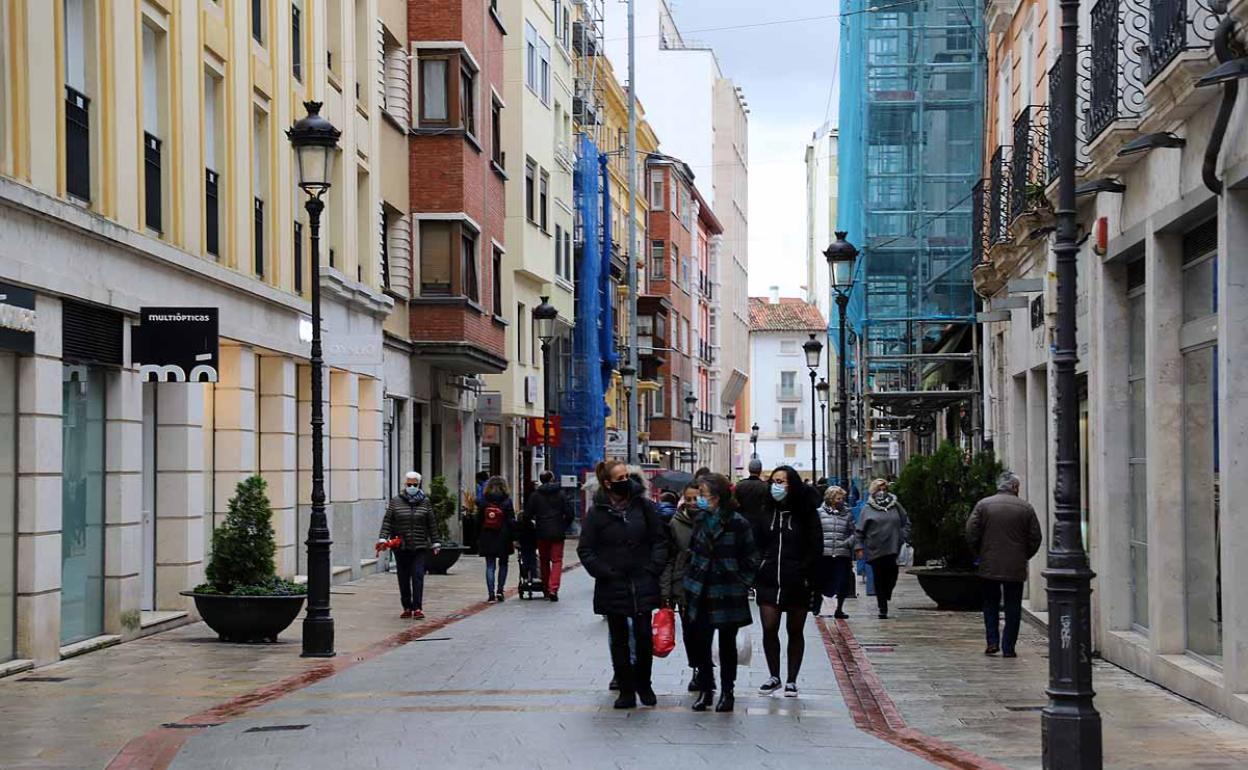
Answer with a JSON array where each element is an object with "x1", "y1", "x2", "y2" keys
[
  {"x1": 379, "y1": 491, "x2": 436, "y2": 551},
  {"x1": 817, "y1": 502, "x2": 857, "y2": 558},
  {"x1": 683, "y1": 508, "x2": 760, "y2": 628},
  {"x1": 524, "y1": 482, "x2": 574, "y2": 541},
  {"x1": 856, "y1": 493, "x2": 911, "y2": 561},
  {"x1": 577, "y1": 493, "x2": 667, "y2": 617},
  {"x1": 734, "y1": 475, "x2": 770, "y2": 545},
  {"x1": 754, "y1": 491, "x2": 822, "y2": 607},
  {"x1": 659, "y1": 506, "x2": 696, "y2": 607},
  {"x1": 475, "y1": 493, "x2": 517, "y2": 558},
  {"x1": 966, "y1": 492, "x2": 1043, "y2": 583}
]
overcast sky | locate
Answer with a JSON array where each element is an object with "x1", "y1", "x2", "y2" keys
[{"x1": 669, "y1": 0, "x2": 841, "y2": 298}]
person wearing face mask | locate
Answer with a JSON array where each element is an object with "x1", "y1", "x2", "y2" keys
[
  {"x1": 660, "y1": 482, "x2": 703, "y2": 693},
  {"x1": 856, "y1": 478, "x2": 912, "y2": 619},
  {"x1": 683, "y1": 473, "x2": 760, "y2": 712},
  {"x1": 814, "y1": 486, "x2": 857, "y2": 619},
  {"x1": 378, "y1": 472, "x2": 439, "y2": 619},
  {"x1": 753, "y1": 466, "x2": 822, "y2": 697},
  {"x1": 578, "y1": 460, "x2": 668, "y2": 709}
]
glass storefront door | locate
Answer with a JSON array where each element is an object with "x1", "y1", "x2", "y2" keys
[
  {"x1": 1182, "y1": 344, "x2": 1221, "y2": 665},
  {"x1": 0, "y1": 353, "x2": 17, "y2": 661},
  {"x1": 61, "y1": 365, "x2": 106, "y2": 645}
]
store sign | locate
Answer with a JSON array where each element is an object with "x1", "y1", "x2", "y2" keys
[
  {"x1": 481, "y1": 423, "x2": 501, "y2": 446},
  {"x1": 527, "y1": 416, "x2": 562, "y2": 447},
  {"x1": 479, "y1": 392, "x2": 502, "y2": 421},
  {"x1": 132, "y1": 307, "x2": 219, "y2": 382},
  {"x1": 0, "y1": 283, "x2": 36, "y2": 353}
]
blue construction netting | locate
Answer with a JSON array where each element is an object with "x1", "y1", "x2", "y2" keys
[{"x1": 554, "y1": 134, "x2": 608, "y2": 481}]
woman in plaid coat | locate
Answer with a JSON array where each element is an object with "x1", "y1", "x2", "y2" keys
[{"x1": 682, "y1": 473, "x2": 760, "y2": 712}]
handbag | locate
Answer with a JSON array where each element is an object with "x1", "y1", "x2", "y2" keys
[
  {"x1": 652, "y1": 607, "x2": 676, "y2": 658},
  {"x1": 897, "y1": 543, "x2": 914, "y2": 567}
]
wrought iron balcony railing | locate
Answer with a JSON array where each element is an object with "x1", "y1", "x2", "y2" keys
[
  {"x1": 1142, "y1": 0, "x2": 1218, "y2": 83},
  {"x1": 1087, "y1": 0, "x2": 1147, "y2": 142},
  {"x1": 1010, "y1": 107, "x2": 1049, "y2": 221},
  {"x1": 144, "y1": 132, "x2": 162, "y2": 233},
  {"x1": 971, "y1": 179, "x2": 987, "y2": 265},
  {"x1": 1046, "y1": 59, "x2": 1092, "y2": 181},
  {"x1": 65, "y1": 86, "x2": 90, "y2": 202},
  {"x1": 988, "y1": 147, "x2": 1011, "y2": 245}
]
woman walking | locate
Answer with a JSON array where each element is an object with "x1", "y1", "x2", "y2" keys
[
  {"x1": 477, "y1": 476, "x2": 517, "y2": 603},
  {"x1": 378, "y1": 472, "x2": 437, "y2": 619},
  {"x1": 815, "y1": 486, "x2": 857, "y2": 619},
  {"x1": 856, "y1": 478, "x2": 911, "y2": 619},
  {"x1": 754, "y1": 466, "x2": 822, "y2": 697},
  {"x1": 683, "y1": 473, "x2": 759, "y2": 712},
  {"x1": 660, "y1": 481, "x2": 703, "y2": 693},
  {"x1": 578, "y1": 460, "x2": 667, "y2": 709}
]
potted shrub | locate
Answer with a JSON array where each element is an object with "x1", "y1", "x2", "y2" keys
[
  {"x1": 181, "y1": 475, "x2": 306, "y2": 642},
  {"x1": 893, "y1": 441, "x2": 1003, "y2": 610},
  {"x1": 425, "y1": 475, "x2": 467, "y2": 575}
]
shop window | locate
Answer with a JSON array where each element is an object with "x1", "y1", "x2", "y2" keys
[
  {"x1": 0, "y1": 353, "x2": 15, "y2": 662},
  {"x1": 1127, "y1": 275, "x2": 1147, "y2": 631}
]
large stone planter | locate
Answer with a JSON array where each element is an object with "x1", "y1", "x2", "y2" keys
[
  {"x1": 181, "y1": 591, "x2": 306, "y2": 643},
  {"x1": 426, "y1": 545, "x2": 467, "y2": 575},
  {"x1": 908, "y1": 567, "x2": 982, "y2": 611}
]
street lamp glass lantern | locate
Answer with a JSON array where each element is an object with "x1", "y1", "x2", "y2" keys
[
  {"x1": 534, "y1": 295, "x2": 558, "y2": 343},
  {"x1": 685, "y1": 394, "x2": 697, "y2": 418},
  {"x1": 287, "y1": 102, "x2": 341, "y2": 194},
  {"x1": 816, "y1": 378, "x2": 830, "y2": 403},
  {"x1": 619, "y1": 364, "x2": 636, "y2": 390},
  {"x1": 750, "y1": 422, "x2": 759, "y2": 441},
  {"x1": 823, "y1": 230, "x2": 859, "y2": 292},
  {"x1": 803, "y1": 333, "x2": 823, "y2": 369}
]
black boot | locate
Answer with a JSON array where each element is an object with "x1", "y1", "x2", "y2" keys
[
  {"x1": 715, "y1": 692, "x2": 735, "y2": 712},
  {"x1": 637, "y1": 684, "x2": 657, "y2": 707},
  {"x1": 687, "y1": 669, "x2": 701, "y2": 692},
  {"x1": 691, "y1": 690, "x2": 715, "y2": 711},
  {"x1": 614, "y1": 691, "x2": 637, "y2": 709}
]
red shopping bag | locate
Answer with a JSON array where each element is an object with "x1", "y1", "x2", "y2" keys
[{"x1": 652, "y1": 608, "x2": 676, "y2": 658}]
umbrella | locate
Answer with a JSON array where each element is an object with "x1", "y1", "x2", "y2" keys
[{"x1": 652, "y1": 470, "x2": 694, "y2": 495}]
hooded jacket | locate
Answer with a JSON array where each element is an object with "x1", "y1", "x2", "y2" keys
[
  {"x1": 856, "y1": 492, "x2": 911, "y2": 561},
  {"x1": 754, "y1": 487, "x2": 822, "y2": 607},
  {"x1": 524, "y1": 482, "x2": 574, "y2": 541},
  {"x1": 379, "y1": 489, "x2": 436, "y2": 551}
]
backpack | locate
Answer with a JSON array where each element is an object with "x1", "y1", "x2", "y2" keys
[{"x1": 482, "y1": 503, "x2": 505, "y2": 531}]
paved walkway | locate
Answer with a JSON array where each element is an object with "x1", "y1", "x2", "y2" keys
[{"x1": 839, "y1": 572, "x2": 1248, "y2": 769}]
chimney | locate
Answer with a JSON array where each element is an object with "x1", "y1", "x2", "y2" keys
[{"x1": 769, "y1": 286, "x2": 780, "y2": 305}]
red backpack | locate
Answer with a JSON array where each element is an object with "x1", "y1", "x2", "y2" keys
[{"x1": 482, "y1": 503, "x2": 505, "y2": 531}]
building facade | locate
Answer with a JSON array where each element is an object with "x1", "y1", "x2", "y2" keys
[
  {"x1": 805, "y1": 125, "x2": 840, "y2": 319},
  {"x1": 747, "y1": 294, "x2": 826, "y2": 479},
  {"x1": 974, "y1": 0, "x2": 1248, "y2": 725},
  {"x1": 0, "y1": 0, "x2": 391, "y2": 669}
]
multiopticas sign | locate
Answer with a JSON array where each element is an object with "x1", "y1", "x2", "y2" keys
[
  {"x1": 132, "y1": 307, "x2": 220, "y2": 382},
  {"x1": 0, "y1": 282, "x2": 36, "y2": 353}
]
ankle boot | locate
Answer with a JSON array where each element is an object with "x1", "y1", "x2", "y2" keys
[
  {"x1": 714, "y1": 692, "x2": 735, "y2": 712},
  {"x1": 691, "y1": 690, "x2": 715, "y2": 711}
]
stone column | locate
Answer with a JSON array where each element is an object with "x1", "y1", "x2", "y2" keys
[
  {"x1": 1143, "y1": 231, "x2": 1184, "y2": 655},
  {"x1": 358, "y1": 377, "x2": 385, "y2": 570},
  {"x1": 153, "y1": 384, "x2": 205, "y2": 611},
  {"x1": 1025, "y1": 366, "x2": 1049, "y2": 612},
  {"x1": 103, "y1": 354, "x2": 143, "y2": 637},
  {"x1": 258, "y1": 357, "x2": 298, "y2": 577},
  {"x1": 329, "y1": 370, "x2": 359, "y2": 576},
  {"x1": 213, "y1": 345, "x2": 258, "y2": 533},
  {"x1": 15, "y1": 295, "x2": 63, "y2": 663}
]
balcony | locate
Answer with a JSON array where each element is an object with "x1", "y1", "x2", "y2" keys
[
  {"x1": 987, "y1": 147, "x2": 1010, "y2": 245},
  {"x1": 776, "y1": 383, "x2": 803, "y2": 402},
  {"x1": 1086, "y1": 0, "x2": 1146, "y2": 143},
  {"x1": 777, "y1": 419, "x2": 806, "y2": 438},
  {"x1": 971, "y1": 179, "x2": 986, "y2": 266},
  {"x1": 143, "y1": 132, "x2": 162, "y2": 233},
  {"x1": 1045, "y1": 60, "x2": 1091, "y2": 182},
  {"x1": 572, "y1": 20, "x2": 599, "y2": 57},
  {"x1": 1142, "y1": 0, "x2": 1217, "y2": 84},
  {"x1": 65, "y1": 86, "x2": 90, "y2": 202},
  {"x1": 1009, "y1": 107, "x2": 1050, "y2": 221}
]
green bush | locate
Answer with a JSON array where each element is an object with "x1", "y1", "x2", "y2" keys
[
  {"x1": 428, "y1": 475, "x2": 457, "y2": 543},
  {"x1": 196, "y1": 475, "x2": 304, "y2": 596},
  {"x1": 892, "y1": 441, "x2": 1003, "y2": 570}
]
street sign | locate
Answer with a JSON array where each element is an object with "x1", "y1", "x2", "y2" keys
[
  {"x1": 527, "y1": 416, "x2": 562, "y2": 446},
  {"x1": 132, "y1": 307, "x2": 219, "y2": 382}
]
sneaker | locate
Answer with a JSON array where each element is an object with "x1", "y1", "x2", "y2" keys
[
  {"x1": 487, "y1": 595, "x2": 496, "y2": 604},
  {"x1": 400, "y1": 610, "x2": 413, "y2": 619},
  {"x1": 784, "y1": 682, "x2": 798, "y2": 698},
  {"x1": 637, "y1": 686, "x2": 657, "y2": 707},
  {"x1": 496, "y1": 594, "x2": 505, "y2": 603},
  {"x1": 759, "y1": 677, "x2": 782, "y2": 695},
  {"x1": 412, "y1": 609, "x2": 425, "y2": 620}
]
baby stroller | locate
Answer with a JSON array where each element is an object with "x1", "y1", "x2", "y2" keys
[{"x1": 516, "y1": 516, "x2": 543, "y2": 599}]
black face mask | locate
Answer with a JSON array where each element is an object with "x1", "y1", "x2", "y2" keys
[{"x1": 609, "y1": 479, "x2": 631, "y2": 498}]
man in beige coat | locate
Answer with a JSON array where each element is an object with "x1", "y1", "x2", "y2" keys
[{"x1": 966, "y1": 472, "x2": 1042, "y2": 657}]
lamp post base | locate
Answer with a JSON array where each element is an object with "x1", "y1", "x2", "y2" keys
[{"x1": 301, "y1": 616, "x2": 336, "y2": 658}]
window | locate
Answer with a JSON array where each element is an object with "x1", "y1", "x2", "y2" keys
[
  {"x1": 781, "y1": 408, "x2": 798, "y2": 434},
  {"x1": 253, "y1": 106, "x2": 269, "y2": 278},
  {"x1": 204, "y1": 69, "x2": 223, "y2": 257},
  {"x1": 672, "y1": 375, "x2": 681, "y2": 417},
  {"x1": 291, "y1": 2, "x2": 302, "y2": 80},
  {"x1": 420, "y1": 58, "x2": 449, "y2": 123},
  {"x1": 354, "y1": 0, "x2": 369, "y2": 105},
  {"x1": 780, "y1": 371, "x2": 797, "y2": 396},
  {"x1": 784, "y1": 443, "x2": 797, "y2": 458},
  {"x1": 554, "y1": 0, "x2": 569, "y2": 49},
  {"x1": 419, "y1": 221, "x2": 453, "y2": 295},
  {"x1": 252, "y1": 0, "x2": 264, "y2": 44},
  {"x1": 650, "y1": 173, "x2": 664, "y2": 210},
  {"x1": 294, "y1": 221, "x2": 304, "y2": 294},
  {"x1": 64, "y1": 0, "x2": 94, "y2": 202},
  {"x1": 539, "y1": 170, "x2": 549, "y2": 231},
  {"x1": 780, "y1": 339, "x2": 798, "y2": 355},
  {"x1": 460, "y1": 64, "x2": 475, "y2": 135},
  {"x1": 461, "y1": 229, "x2": 478, "y2": 303},
  {"x1": 530, "y1": 314, "x2": 539, "y2": 366},
  {"x1": 671, "y1": 243, "x2": 679, "y2": 284},
  {"x1": 525, "y1": 159, "x2": 537, "y2": 222},
  {"x1": 326, "y1": 0, "x2": 341, "y2": 75},
  {"x1": 492, "y1": 247, "x2": 503, "y2": 316},
  {"x1": 525, "y1": 23, "x2": 539, "y2": 93},
  {"x1": 380, "y1": 209, "x2": 390, "y2": 290},
  {"x1": 1126, "y1": 267, "x2": 1147, "y2": 630},
  {"x1": 555, "y1": 225, "x2": 563, "y2": 279},
  {"x1": 652, "y1": 380, "x2": 665, "y2": 416},
  {"x1": 539, "y1": 38, "x2": 551, "y2": 105},
  {"x1": 517, "y1": 302, "x2": 527, "y2": 362},
  {"x1": 491, "y1": 96, "x2": 503, "y2": 166},
  {"x1": 650, "y1": 240, "x2": 666, "y2": 278},
  {"x1": 564, "y1": 230, "x2": 572, "y2": 281},
  {"x1": 141, "y1": 21, "x2": 166, "y2": 234}
]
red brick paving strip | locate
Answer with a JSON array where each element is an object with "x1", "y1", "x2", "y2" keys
[
  {"x1": 108, "y1": 563, "x2": 583, "y2": 770},
  {"x1": 817, "y1": 616, "x2": 1014, "y2": 770}
]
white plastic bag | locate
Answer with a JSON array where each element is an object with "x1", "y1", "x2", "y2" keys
[
  {"x1": 717, "y1": 626, "x2": 753, "y2": 666},
  {"x1": 897, "y1": 543, "x2": 914, "y2": 567}
]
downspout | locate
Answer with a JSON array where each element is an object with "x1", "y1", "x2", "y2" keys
[{"x1": 1202, "y1": 1, "x2": 1245, "y2": 196}]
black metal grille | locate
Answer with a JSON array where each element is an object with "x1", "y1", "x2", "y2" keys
[
  {"x1": 1047, "y1": 64, "x2": 1065, "y2": 182},
  {"x1": 971, "y1": 179, "x2": 986, "y2": 265},
  {"x1": 988, "y1": 147, "x2": 1010, "y2": 244},
  {"x1": 65, "y1": 86, "x2": 90, "y2": 201},
  {"x1": 1011, "y1": 109, "x2": 1035, "y2": 220},
  {"x1": 252, "y1": 0, "x2": 264, "y2": 43},
  {"x1": 144, "y1": 132, "x2": 162, "y2": 232},
  {"x1": 1146, "y1": 0, "x2": 1186, "y2": 80},
  {"x1": 1088, "y1": 0, "x2": 1121, "y2": 141},
  {"x1": 205, "y1": 169, "x2": 220, "y2": 257},
  {"x1": 62, "y1": 301, "x2": 123, "y2": 367},
  {"x1": 380, "y1": 209, "x2": 390, "y2": 290},
  {"x1": 294, "y1": 221, "x2": 303, "y2": 294},
  {"x1": 253, "y1": 198, "x2": 265, "y2": 277}
]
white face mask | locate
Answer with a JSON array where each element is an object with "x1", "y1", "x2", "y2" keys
[
  {"x1": 770, "y1": 483, "x2": 787, "y2": 501},
  {"x1": 406, "y1": 485, "x2": 419, "y2": 496}
]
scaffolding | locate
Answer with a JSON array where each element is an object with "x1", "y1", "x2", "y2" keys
[{"x1": 836, "y1": 0, "x2": 985, "y2": 478}]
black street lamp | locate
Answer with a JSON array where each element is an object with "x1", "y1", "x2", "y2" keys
[
  {"x1": 685, "y1": 394, "x2": 698, "y2": 472},
  {"x1": 288, "y1": 101, "x2": 341, "y2": 659},
  {"x1": 824, "y1": 231, "x2": 857, "y2": 488},
  {"x1": 1043, "y1": 2, "x2": 1102, "y2": 765},
  {"x1": 534, "y1": 296, "x2": 558, "y2": 474},
  {"x1": 816, "y1": 378, "x2": 830, "y2": 481},
  {"x1": 750, "y1": 422, "x2": 759, "y2": 460},
  {"x1": 802, "y1": 333, "x2": 822, "y2": 482},
  {"x1": 619, "y1": 364, "x2": 636, "y2": 462}
]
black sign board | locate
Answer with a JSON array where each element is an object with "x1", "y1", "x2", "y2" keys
[
  {"x1": 0, "y1": 282, "x2": 36, "y2": 354},
  {"x1": 132, "y1": 307, "x2": 219, "y2": 382}
]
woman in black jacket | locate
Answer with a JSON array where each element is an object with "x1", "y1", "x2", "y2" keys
[
  {"x1": 477, "y1": 476, "x2": 517, "y2": 603},
  {"x1": 577, "y1": 460, "x2": 667, "y2": 710},
  {"x1": 754, "y1": 465, "x2": 822, "y2": 697}
]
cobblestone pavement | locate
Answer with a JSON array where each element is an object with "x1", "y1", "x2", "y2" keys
[
  {"x1": 169, "y1": 566, "x2": 940, "y2": 770},
  {"x1": 0, "y1": 558, "x2": 499, "y2": 770},
  {"x1": 840, "y1": 572, "x2": 1248, "y2": 769}
]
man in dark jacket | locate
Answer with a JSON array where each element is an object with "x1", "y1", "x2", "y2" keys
[
  {"x1": 734, "y1": 459, "x2": 769, "y2": 547},
  {"x1": 966, "y1": 472, "x2": 1043, "y2": 657},
  {"x1": 524, "y1": 471, "x2": 574, "y2": 601},
  {"x1": 378, "y1": 472, "x2": 438, "y2": 619}
]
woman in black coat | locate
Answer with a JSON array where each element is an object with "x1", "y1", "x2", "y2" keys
[
  {"x1": 754, "y1": 465, "x2": 822, "y2": 698},
  {"x1": 476, "y1": 476, "x2": 517, "y2": 603},
  {"x1": 577, "y1": 460, "x2": 667, "y2": 710}
]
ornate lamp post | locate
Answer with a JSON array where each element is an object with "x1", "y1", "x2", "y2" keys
[
  {"x1": 824, "y1": 231, "x2": 857, "y2": 488},
  {"x1": 802, "y1": 333, "x2": 823, "y2": 482},
  {"x1": 1043, "y1": 1, "x2": 1102, "y2": 764},
  {"x1": 725, "y1": 408, "x2": 736, "y2": 477},
  {"x1": 750, "y1": 422, "x2": 759, "y2": 460},
  {"x1": 619, "y1": 364, "x2": 636, "y2": 462},
  {"x1": 685, "y1": 393, "x2": 698, "y2": 472},
  {"x1": 816, "y1": 378, "x2": 830, "y2": 481},
  {"x1": 287, "y1": 102, "x2": 340, "y2": 658},
  {"x1": 534, "y1": 296, "x2": 558, "y2": 474}
]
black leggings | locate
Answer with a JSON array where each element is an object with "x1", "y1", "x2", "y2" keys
[
  {"x1": 759, "y1": 603, "x2": 808, "y2": 684},
  {"x1": 870, "y1": 558, "x2": 900, "y2": 611}
]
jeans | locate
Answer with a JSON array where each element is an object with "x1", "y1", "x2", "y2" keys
[
  {"x1": 982, "y1": 579, "x2": 1025, "y2": 654},
  {"x1": 536, "y1": 539, "x2": 565, "y2": 595},
  {"x1": 485, "y1": 555, "x2": 509, "y2": 597},
  {"x1": 690, "y1": 602, "x2": 738, "y2": 693},
  {"x1": 869, "y1": 557, "x2": 900, "y2": 611},
  {"x1": 606, "y1": 613, "x2": 653, "y2": 695},
  {"x1": 394, "y1": 549, "x2": 428, "y2": 611}
]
